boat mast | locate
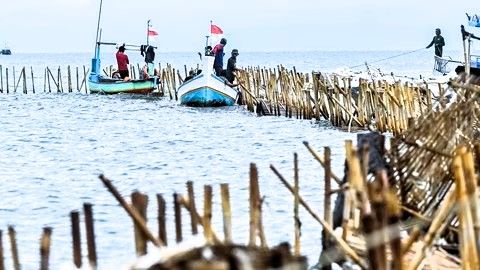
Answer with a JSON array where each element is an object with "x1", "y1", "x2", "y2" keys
[
  {"x1": 147, "y1": 19, "x2": 151, "y2": 46},
  {"x1": 94, "y1": 0, "x2": 104, "y2": 59}
]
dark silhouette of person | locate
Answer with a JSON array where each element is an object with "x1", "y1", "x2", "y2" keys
[
  {"x1": 226, "y1": 49, "x2": 240, "y2": 84},
  {"x1": 426, "y1": 28, "x2": 445, "y2": 57}
]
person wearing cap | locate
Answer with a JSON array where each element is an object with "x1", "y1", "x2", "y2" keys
[
  {"x1": 116, "y1": 45, "x2": 130, "y2": 80},
  {"x1": 212, "y1": 38, "x2": 227, "y2": 76},
  {"x1": 426, "y1": 28, "x2": 445, "y2": 57},
  {"x1": 226, "y1": 49, "x2": 240, "y2": 84}
]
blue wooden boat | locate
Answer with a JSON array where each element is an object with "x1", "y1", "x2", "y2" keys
[{"x1": 177, "y1": 54, "x2": 239, "y2": 106}]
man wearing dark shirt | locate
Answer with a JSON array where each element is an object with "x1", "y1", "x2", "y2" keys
[
  {"x1": 116, "y1": 45, "x2": 130, "y2": 79},
  {"x1": 426, "y1": 28, "x2": 445, "y2": 57},
  {"x1": 212, "y1": 38, "x2": 227, "y2": 76},
  {"x1": 226, "y1": 49, "x2": 239, "y2": 83}
]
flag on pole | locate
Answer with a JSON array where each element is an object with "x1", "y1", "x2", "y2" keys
[
  {"x1": 210, "y1": 23, "x2": 224, "y2": 46},
  {"x1": 211, "y1": 24, "x2": 223, "y2": 35},
  {"x1": 148, "y1": 26, "x2": 158, "y2": 42}
]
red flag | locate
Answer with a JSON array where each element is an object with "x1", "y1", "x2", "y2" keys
[
  {"x1": 148, "y1": 28, "x2": 158, "y2": 36},
  {"x1": 211, "y1": 24, "x2": 223, "y2": 35}
]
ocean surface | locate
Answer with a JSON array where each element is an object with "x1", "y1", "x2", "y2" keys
[{"x1": 0, "y1": 50, "x2": 468, "y2": 269}]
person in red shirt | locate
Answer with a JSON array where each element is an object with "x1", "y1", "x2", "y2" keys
[{"x1": 116, "y1": 45, "x2": 130, "y2": 79}]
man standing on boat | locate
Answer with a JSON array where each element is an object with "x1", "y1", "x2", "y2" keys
[
  {"x1": 226, "y1": 49, "x2": 240, "y2": 84},
  {"x1": 116, "y1": 45, "x2": 130, "y2": 80},
  {"x1": 212, "y1": 38, "x2": 227, "y2": 76},
  {"x1": 426, "y1": 28, "x2": 445, "y2": 57}
]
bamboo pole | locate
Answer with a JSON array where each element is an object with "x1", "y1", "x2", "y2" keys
[
  {"x1": 99, "y1": 175, "x2": 163, "y2": 246},
  {"x1": 8, "y1": 226, "x2": 20, "y2": 270},
  {"x1": 249, "y1": 163, "x2": 259, "y2": 247},
  {"x1": 157, "y1": 194, "x2": 167, "y2": 246},
  {"x1": 40, "y1": 227, "x2": 52, "y2": 270},
  {"x1": 71, "y1": 211, "x2": 82, "y2": 268},
  {"x1": 83, "y1": 203, "x2": 97, "y2": 268},
  {"x1": 186, "y1": 181, "x2": 198, "y2": 235},
  {"x1": 303, "y1": 142, "x2": 342, "y2": 184},
  {"x1": 132, "y1": 192, "x2": 149, "y2": 255},
  {"x1": 270, "y1": 165, "x2": 367, "y2": 269},
  {"x1": 0, "y1": 65, "x2": 3, "y2": 93},
  {"x1": 293, "y1": 153, "x2": 301, "y2": 256},
  {"x1": 173, "y1": 193, "x2": 183, "y2": 243},
  {"x1": 30, "y1": 67, "x2": 35, "y2": 93},
  {"x1": 0, "y1": 231, "x2": 3, "y2": 270},
  {"x1": 5, "y1": 68, "x2": 9, "y2": 94},
  {"x1": 203, "y1": 185, "x2": 213, "y2": 244},
  {"x1": 220, "y1": 183, "x2": 232, "y2": 243}
]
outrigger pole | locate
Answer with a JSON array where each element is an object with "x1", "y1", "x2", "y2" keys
[{"x1": 94, "y1": 0, "x2": 104, "y2": 59}]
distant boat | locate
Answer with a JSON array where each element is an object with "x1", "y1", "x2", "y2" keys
[
  {"x1": 88, "y1": 0, "x2": 159, "y2": 94},
  {"x1": 0, "y1": 48, "x2": 11, "y2": 55}
]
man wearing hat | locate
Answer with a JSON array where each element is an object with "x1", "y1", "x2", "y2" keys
[{"x1": 226, "y1": 49, "x2": 240, "y2": 84}]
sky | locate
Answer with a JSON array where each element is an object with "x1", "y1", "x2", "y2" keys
[{"x1": 0, "y1": 0, "x2": 478, "y2": 53}]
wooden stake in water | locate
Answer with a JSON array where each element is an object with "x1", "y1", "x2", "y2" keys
[
  {"x1": 8, "y1": 226, "x2": 20, "y2": 270},
  {"x1": 186, "y1": 181, "x2": 198, "y2": 235},
  {"x1": 157, "y1": 194, "x2": 167, "y2": 246},
  {"x1": 0, "y1": 230, "x2": 4, "y2": 270},
  {"x1": 173, "y1": 193, "x2": 183, "y2": 243},
  {"x1": 203, "y1": 185, "x2": 213, "y2": 244},
  {"x1": 70, "y1": 211, "x2": 82, "y2": 268},
  {"x1": 31, "y1": 67, "x2": 35, "y2": 94},
  {"x1": 132, "y1": 191, "x2": 149, "y2": 256},
  {"x1": 83, "y1": 203, "x2": 97, "y2": 268},
  {"x1": 220, "y1": 183, "x2": 232, "y2": 243},
  {"x1": 40, "y1": 227, "x2": 52, "y2": 270},
  {"x1": 293, "y1": 153, "x2": 301, "y2": 256},
  {"x1": 99, "y1": 175, "x2": 163, "y2": 246}
]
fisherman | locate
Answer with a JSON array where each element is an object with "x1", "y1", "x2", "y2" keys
[
  {"x1": 116, "y1": 45, "x2": 130, "y2": 80},
  {"x1": 226, "y1": 49, "x2": 240, "y2": 84},
  {"x1": 212, "y1": 38, "x2": 227, "y2": 76},
  {"x1": 426, "y1": 28, "x2": 445, "y2": 57},
  {"x1": 141, "y1": 45, "x2": 155, "y2": 77}
]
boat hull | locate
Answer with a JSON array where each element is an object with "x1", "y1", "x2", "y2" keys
[
  {"x1": 177, "y1": 73, "x2": 238, "y2": 107},
  {"x1": 88, "y1": 76, "x2": 158, "y2": 94}
]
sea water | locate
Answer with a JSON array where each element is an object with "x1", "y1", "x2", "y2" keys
[{"x1": 0, "y1": 50, "x2": 470, "y2": 269}]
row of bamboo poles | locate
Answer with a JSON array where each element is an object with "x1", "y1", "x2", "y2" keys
[
  {"x1": 0, "y1": 62, "x2": 448, "y2": 135},
  {"x1": 235, "y1": 66, "x2": 447, "y2": 135},
  {"x1": 0, "y1": 64, "x2": 180, "y2": 95},
  {"x1": 0, "y1": 166, "x2": 309, "y2": 270}
]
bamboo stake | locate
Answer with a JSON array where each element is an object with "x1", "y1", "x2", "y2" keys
[
  {"x1": 293, "y1": 153, "x2": 301, "y2": 256},
  {"x1": 132, "y1": 191, "x2": 149, "y2": 255},
  {"x1": 83, "y1": 203, "x2": 97, "y2": 268},
  {"x1": 40, "y1": 227, "x2": 52, "y2": 270},
  {"x1": 303, "y1": 142, "x2": 342, "y2": 184},
  {"x1": 220, "y1": 183, "x2": 232, "y2": 243},
  {"x1": 203, "y1": 185, "x2": 213, "y2": 244},
  {"x1": 173, "y1": 193, "x2": 183, "y2": 243},
  {"x1": 8, "y1": 226, "x2": 20, "y2": 270},
  {"x1": 30, "y1": 67, "x2": 35, "y2": 94},
  {"x1": 99, "y1": 175, "x2": 163, "y2": 246},
  {"x1": 71, "y1": 211, "x2": 82, "y2": 268},
  {"x1": 186, "y1": 181, "x2": 198, "y2": 235},
  {"x1": 270, "y1": 165, "x2": 367, "y2": 269},
  {"x1": 0, "y1": 231, "x2": 3, "y2": 270},
  {"x1": 249, "y1": 163, "x2": 259, "y2": 247},
  {"x1": 157, "y1": 194, "x2": 167, "y2": 246}
]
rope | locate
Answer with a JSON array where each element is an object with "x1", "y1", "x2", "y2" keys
[{"x1": 349, "y1": 48, "x2": 426, "y2": 69}]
